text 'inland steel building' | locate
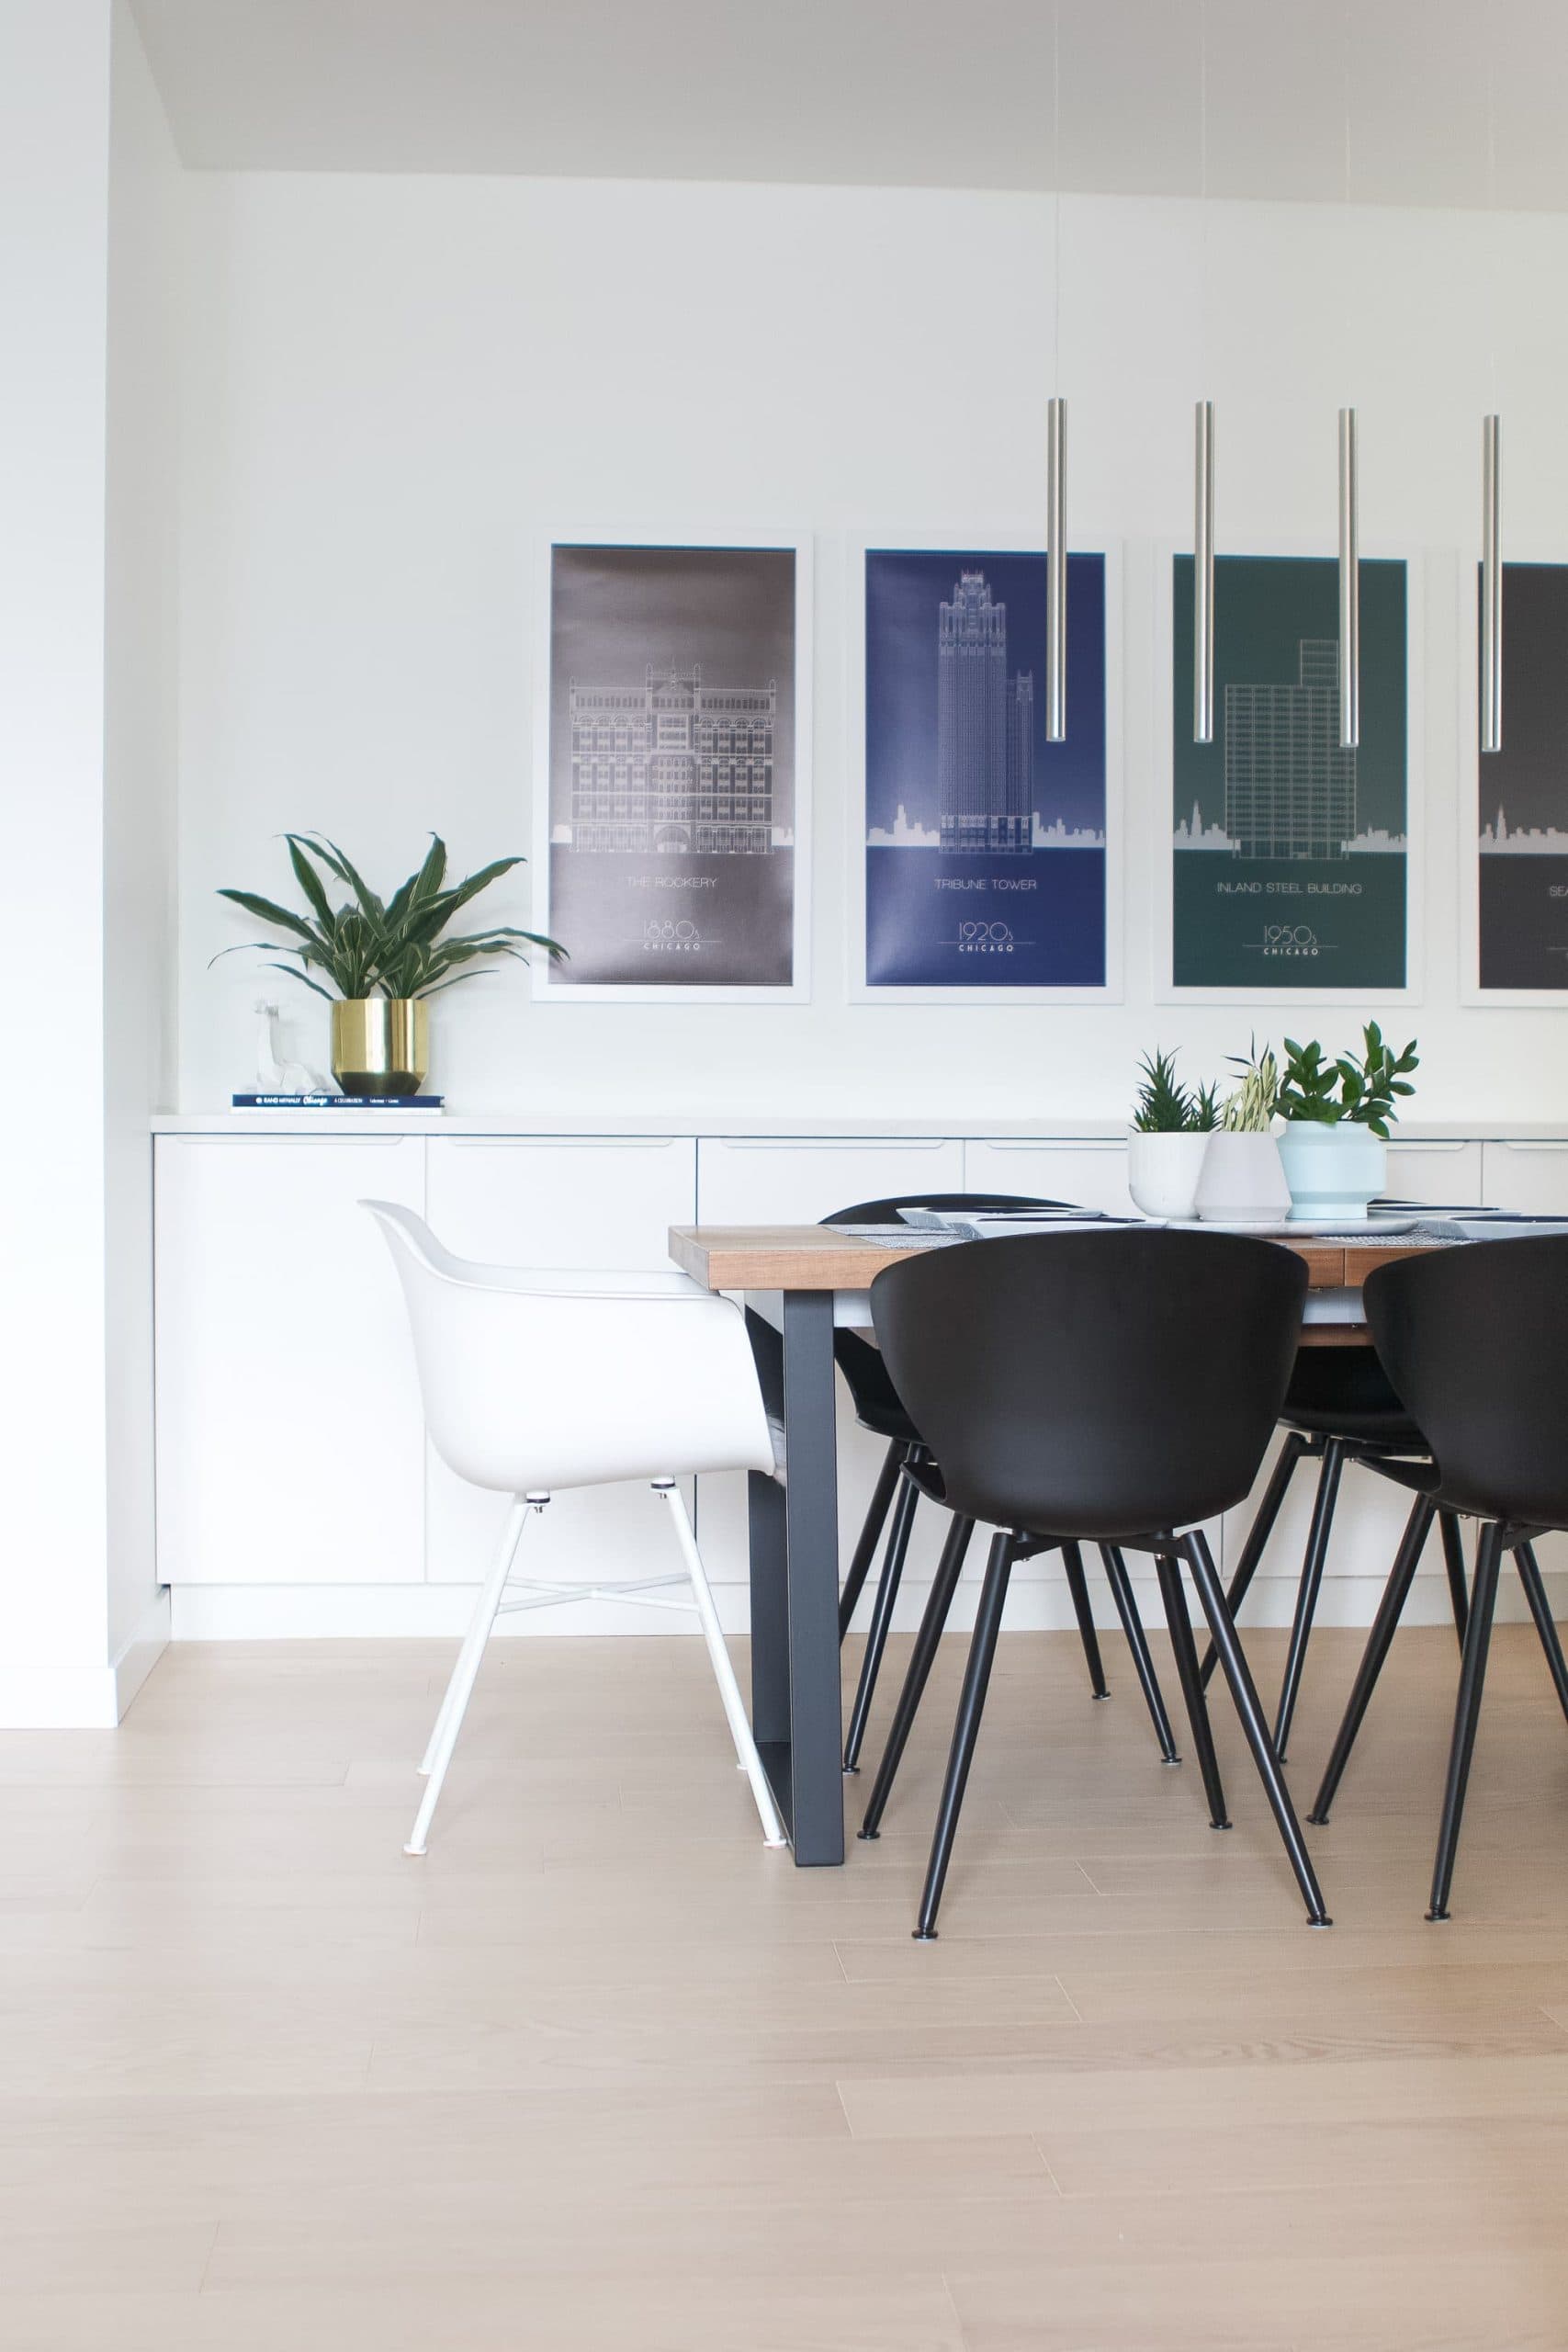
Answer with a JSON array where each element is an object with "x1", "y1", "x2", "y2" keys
[{"x1": 568, "y1": 665, "x2": 776, "y2": 855}]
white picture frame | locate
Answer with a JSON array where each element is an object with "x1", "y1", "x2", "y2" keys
[{"x1": 530, "y1": 530, "x2": 813, "y2": 1003}]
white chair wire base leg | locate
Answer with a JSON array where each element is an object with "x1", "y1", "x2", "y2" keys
[
  {"x1": 406, "y1": 1495, "x2": 539, "y2": 1857},
  {"x1": 654, "y1": 1481, "x2": 787, "y2": 1848}
]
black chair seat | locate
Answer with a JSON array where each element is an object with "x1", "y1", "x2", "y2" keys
[{"x1": 1278, "y1": 1347, "x2": 1424, "y2": 1447}]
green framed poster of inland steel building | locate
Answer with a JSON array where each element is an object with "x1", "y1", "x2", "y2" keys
[{"x1": 1170, "y1": 553, "x2": 1409, "y2": 992}]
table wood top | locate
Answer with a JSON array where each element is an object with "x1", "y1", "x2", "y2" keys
[{"x1": 667, "y1": 1222, "x2": 1437, "y2": 1295}]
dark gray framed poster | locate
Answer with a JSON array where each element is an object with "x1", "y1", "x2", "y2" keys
[
  {"x1": 1162, "y1": 552, "x2": 1415, "y2": 1001},
  {"x1": 533, "y1": 537, "x2": 811, "y2": 999},
  {"x1": 1470, "y1": 562, "x2": 1568, "y2": 1000}
]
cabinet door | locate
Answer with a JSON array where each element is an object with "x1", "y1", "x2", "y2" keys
[
  {"x1": 424, "y1": 1138, "x2": 698, "y2": 1592},
  {"x1": 694, "y1": 1138, "x2": 964, "y2": 1595},
  {"x1": 695, "y1": 1136, "x2": 964, "y2": 1226},
  {"x1": 1383, "y1": 1137, "x2": 1483, "y2": 1205},
  {"x1": 154, "y1": 1136, "x2": 426, "y2": 1584},
  {"x1": 1483, "y1": 1140, "x2": 1568, "y2": 1214},
  {"x1": 964, "y1": 1136, "x2": 1133, "y2": 1216}
]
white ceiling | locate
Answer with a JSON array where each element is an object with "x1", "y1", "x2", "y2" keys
[{"x1": 130, "y1": 0, "x2": 1568, "y2": 212}]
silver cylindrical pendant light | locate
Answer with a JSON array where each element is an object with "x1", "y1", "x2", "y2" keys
[
  {"x1": 1337, "y1": 405, "x2": 1359, "y2": 751},
  {"x1": 1046, "y1": 393, "x2": 1066, "y2": 741},
  {"x1": 1482, "y1": 412, "x2": 1503, "y2": 754},
  {"x1": 1194, "y1": 400, "x2": 1215, "y2": 743}
]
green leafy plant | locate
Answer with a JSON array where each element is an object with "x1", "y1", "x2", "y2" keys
[
  {"x1": 1132, "y1": 1050, "x2": 1220, "y2": 1134},
  {"x1": 214, "y1": 834, "x2": 566, "y2": 1001},
  {"x1": 1277, "y1": 1024, "x2": 1419, "y2": 1140},
  {"x1": 1219, "y1": 1038, "x2": 1280, "y2": 1133}
]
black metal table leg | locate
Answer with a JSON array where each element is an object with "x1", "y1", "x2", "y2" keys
[{"x1": 745, "y1": 1291, "x2": 847, "y2": 1867}]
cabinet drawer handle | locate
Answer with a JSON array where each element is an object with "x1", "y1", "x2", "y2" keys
[
  {"x1": 163, "y1": 1135, "x2": 411, "y2": 1148},
  {"x1": 442, "y1": 1136, "x2": 680, "y2": 1150},
  {"x1": 976, "y1": 1137, "x2": 1121, "y2": 1152},
  {"x1": 708, "y1": 1137, "x2": 953, "y2": 1151}
]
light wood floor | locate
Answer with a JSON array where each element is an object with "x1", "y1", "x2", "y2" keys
[{"x1": 4, "y1": 1621, "x2": 1568, "y2": 2348}]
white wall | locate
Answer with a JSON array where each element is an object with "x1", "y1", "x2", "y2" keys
[
  {"x1": 0, "y1": 0, "x2": 176, "y2": 1721},
  {"x1": 0, "y1": 0, "x2": 117, "y2": 1703},
  {"x1": 104, "y1": 0, "x2": 181, "y2": 1665},
  {"x1": 179, "y1": 175, "x2": 1568, "y2": 1122}
]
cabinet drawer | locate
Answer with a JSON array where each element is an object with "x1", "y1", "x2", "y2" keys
[
  {"x1": 964, "y1": 1137, "x2": 1133, "y2": 1216},
  {"x1": 697, "y1": 1136, "x2": 964, "y2": 1226},
  {"x1": 1483, "y1": 1141, "x2": 1568, "y2": 1215}
]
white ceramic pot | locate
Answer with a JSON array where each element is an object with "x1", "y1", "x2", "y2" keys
[
  {"x1": 1192, "y1": 1131, "x2": 1292, "y2": 1226},
  {"x1": 1277, "y1": 1121, "x2": 1387, "y2": 1222},
  {"x1": 1126, "y1": 1129, "x2": 1211, "y2": 1221}
]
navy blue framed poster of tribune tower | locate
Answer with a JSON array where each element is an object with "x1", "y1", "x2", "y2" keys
[{"x1": 860, "y1": 549, "x2": 1111, "y2": 996}]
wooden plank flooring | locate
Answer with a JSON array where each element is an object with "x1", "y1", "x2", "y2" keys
[{"x1": 2, "y1": 1623, "x2": 1568, "y2": 2346}]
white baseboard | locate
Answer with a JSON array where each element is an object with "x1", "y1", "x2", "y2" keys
[
  {"x1": 0, "y1": 1591, "x2": 172, "y2": 1728},
  {"x1": 167, "y1": 1568, "x2": 1568, "y2": 1643},
  {"x1": 114, "y1": 1590, "x2": 171, "y2": 1713}
]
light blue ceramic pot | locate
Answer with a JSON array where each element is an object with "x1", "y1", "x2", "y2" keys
[{"x1": 1278, "y1": 1121, "x2": 1387, "y2": 1222}]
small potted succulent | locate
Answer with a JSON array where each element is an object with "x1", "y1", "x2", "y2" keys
[
  {"x1": 1127, "y1": 1050, "x2": 1219, "y2": 1219},
  {"x1": 1275, "y1": 1024, "x2": 1419, "y2": 1221},
  {"x1": 1193, "y1": 1040, "x2": 1292, "y2": 1225},
  {"x1": 216, "y1": 833, "x2": 565, "y2": 1094}
]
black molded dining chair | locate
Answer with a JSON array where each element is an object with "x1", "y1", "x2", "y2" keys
[
  {"x1": 1198, "y1": 1344, "x2": 1472, "y2": 1758},
  {"x1": 869, "y1": 1227, "x2": 1331, "y2": 1938},
  {"x1": 824, "y1": 1194, "x2": 1174, "y2": 1776},
  {"x1": 1306, "y1": 1236, "x2": 1568, "y2": 1920}
]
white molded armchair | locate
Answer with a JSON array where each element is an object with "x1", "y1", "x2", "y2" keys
[{"x1": 364, "y1": 1202, "x2": 785, "y2": 1855}]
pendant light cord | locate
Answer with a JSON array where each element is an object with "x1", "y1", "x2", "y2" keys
[{"x1": 1052, "y1": 0, "x2": 1062, "y2": 393}]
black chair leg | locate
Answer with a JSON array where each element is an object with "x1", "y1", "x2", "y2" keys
[
  {"x1": 843, "y1": 1461, "x2": 921, "y2": 1773},
  {"x1": 1428, "y1": 1522, "x2": 1505, "y2": 1922},
  {"x1": 839, "y1": 1440, "x2": 905, "y2": 1642},
  {"x1": 1308, "y1": 1496, "x2": 1436, "y2": 1825},
  {"x1": 1273, "y1": 1436, "x2": 1347, "y2": 1760},
  {"x1": 1199, "y1": 1430, "x2": 1310, "y2": 1691},
  {"x1": 1100, "y1": 1544, "x2": 1179, "y2": 1762},
  {"x1": 1155, "y1": 1551, "x2": 1230, "y2": 1830},
  {"x1": 1062, "y1": 1541, "x2": 1109, "y2": 1701},
  {"x1": 859, "y1": 1513, "x2": 976, "y2": 1838},
  {"x1": 1184, "y1": 1530, "x2": 1331, "y2": 1927},
  {"x1": 1513, "y1": 1540, "x2": 1568, "y2": 1726},
  {"x1": 1438, "y1": 1511, "x2": 1469, "y2": 1650},
  {"x1": 914, "y1": 1532, "x2": 1015, "y2": 1939}
]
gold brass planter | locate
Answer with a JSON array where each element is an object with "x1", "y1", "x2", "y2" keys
[{"x1": 331, "y1": 998, "x2": 429, "y2": 1097}]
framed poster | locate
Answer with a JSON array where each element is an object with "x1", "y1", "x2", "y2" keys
[
  {"x1": 1464, "y1": 561, "x2": 1568, "y2": 1001},
  {"x1": 849, "y1": 543, "x2": 1121, "y2": 1002},
  {"x1": 1159, "y1": 551, "x2": 1418, "y2": 1003},
  {"x1": 533, "y1": 537, "x2": 811, "y2": 1000}
]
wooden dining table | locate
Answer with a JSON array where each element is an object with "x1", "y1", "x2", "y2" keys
[{"x1": 667, "y1": 1220, "x2": 1441, "y2": 1868}]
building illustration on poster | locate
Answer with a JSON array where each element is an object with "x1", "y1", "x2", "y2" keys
[
  {"x1": 863, "y1": 549, "x2": 1108, "y2": 990},
  {"x1": 542, "y1": 543, "x2": 803, "y2": 993},
  {"x1": 1474, "y1": 563, "x2": 1568, "y2": 992},
  {"x1": 565, "y1": 667, "x2": 783, "y2": 857},
  {"x1": 1169, "y1": 554, "x2": 1409, "y2": 990}
]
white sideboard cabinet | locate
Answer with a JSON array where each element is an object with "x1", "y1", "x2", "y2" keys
[{"x1": 154, "y1": 1136, "x2": 427, "y2": 1585}]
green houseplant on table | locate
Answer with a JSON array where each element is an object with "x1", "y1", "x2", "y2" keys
[
  {"x1": 216, "y1": 834, "x2": 565, "y2": 1095},
  {"x1": 1127, "y1": 1050, "x2": 1220, "y2": 1219},
  {"x1": 1275, "y1": 1024, "x2": 1420, "y2": 1221}
]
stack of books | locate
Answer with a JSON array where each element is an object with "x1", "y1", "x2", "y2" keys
[{"x1": 231, "y1": 1093, "x2": 445, "y2": 1113}]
